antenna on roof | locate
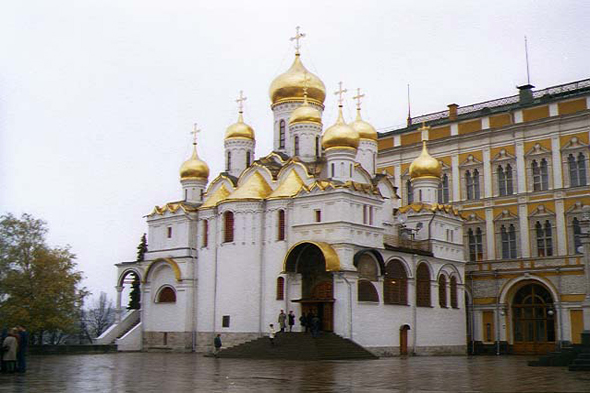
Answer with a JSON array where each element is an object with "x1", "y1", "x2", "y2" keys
[
  {"x1": 524, "y1": 36, "x2": 531, "y2": 85},
  {"x1": 406, "y1": 84, "x2": 412, "y2": 127}
]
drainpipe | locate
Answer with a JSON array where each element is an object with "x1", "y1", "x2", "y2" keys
[
  {"x1": 470, "y1": 273, "x2": 476, "y2": 355},
  {"x1": 338, "y1": 273, "x2": 353, "y2": 339},
  {"x1": 259, "y1": 203, "x2": 267, "y2": 335},
  {"x1": 495, "y1": 270, "x2": 500, "y2": 355},
  {"x1": 213, "y1": 208, "x2": 219, "y2": 338},
  {"x1": 412, "y1": 253, "x2": 417, "y2": 355},
  {"x1": 556, "y1": 267, "x2": 563, "y2": 348},
  {"x1": 190, "y1": 246, "x2": 197, "y2": 352}
]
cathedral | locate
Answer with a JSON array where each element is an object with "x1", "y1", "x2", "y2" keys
[{"x1": 100, "y1": 32, "x2": 467, "y2": 356}]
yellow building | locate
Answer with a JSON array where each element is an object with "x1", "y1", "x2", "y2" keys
[{"x1": 377, "y1": 79, "x2": 590, "y2": 354}]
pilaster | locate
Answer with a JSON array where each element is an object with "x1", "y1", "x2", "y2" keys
[
  {"x1": 452, "y1": 155, "x2": 460, "y2": 202},
  {"x1": 551, "y1": 135, "x2": 563, "y2": 189},
  {"x1": 516, "y1": 141, "x2": 526, "y2": 194},
  {"x1": 483, "y1": 148, "x2": 492, "y2": 198},
  {"x1": 485, "y1": 207, "x2": 496, "y2": 260},
  {"x1": 518, "y1": 201, "x2": 530, "y2": 258}
]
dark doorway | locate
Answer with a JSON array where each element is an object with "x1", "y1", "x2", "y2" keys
[
  {"x1": 512, "y1": 283, "x2": 556, "y2": 354},
  {"x1": 400, "y1": 325, "x2": 410, "y2": 355}
]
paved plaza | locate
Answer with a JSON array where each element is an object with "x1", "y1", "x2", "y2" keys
[{"x1": 1, "y1": 353, "x2": 589, "y2": 392}]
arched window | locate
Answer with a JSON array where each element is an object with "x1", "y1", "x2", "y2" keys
[
  {"x1": 536, "y1": 220, "x2": 553, "y2": 257},
  {"x1": 416, "y1": 263, "x2": 431, "y2": 307},
  {"x1": 277, "y1": 209, "x2": 285, "y2": 241},
  {"x1": 294, "y1": 135, "x2": 299, "y2": 156},
  {"x1": 358, "y1": 280, "x2": 379, "y2": 302},
  {"x1": 357, "y1": 254, "x2": 378, "y2": 281},
  {"x1": 157, "y1": 287, "x2": 176, "y2": 303},
  {"x1": 384, "y1": 260, "x2": 407, "y2": 305},
  {"x1": 438, "y1": 275, "x2": 447, "y2": 308},
  {"x1": 224, "y1": 211, "x2": 234, "y2": 243},
  {"x1": 468, "y1": 228, "x2": 484, "y2": 261},
  {"x1": 276, "y1": 277, "x2": 284, "y2": 300},
  {"x1": 406, "y1": 179, "x2": 413, "y2": 204},
  {"x1": 573, "y1": 217, "x2": 582, "y2": 254},
  {"x1": 501, "y1": 224, "x2": 517, "y2": 259},
  {"x1": 279, "y1": 120, "x2": 286, "y2": 149},
  {"x1": 438, "y1": 174, "x2": 449, "y2": 203},
  {"x1": 533, "y1": 159, "x2": 549, "y2": 191},
  {"x1": 450, "y1": 276, "x2": 458, "y2": 308},
  {"x1": 569, "y1": 153, "x2": 587, "y2": 187},
  {"x1": 226, "y1": 151, "x2": 232, "y2": 172},
  {"x1": 202, "y1": 220, "x2": 208, "y2": 248},
  {"x1": 246, "y1": 151, "x2": 251, "y2": 167},
  {"x1": 465, "y1": 170, "x2": 473, "y2": 200}
]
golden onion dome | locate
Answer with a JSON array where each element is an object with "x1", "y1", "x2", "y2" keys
[
  {"x1": 225, "y1": 112, "x2": 255, "y2": 140},
  {"x1": 321, "y1": 107, "x2": 360, "y2": 150},
  {"x1": 409, "y1": 140, "x2": 442, "y2": 179},
  {"x1": 269, "y1": 54, "x2": 326, "y2": 106},
  {"x1": 289, "y1": 96, "x2": 322, "y2": 125},
  {"x1": 180, "y1": 145, "x2": 210, "y2": 181},
  {"x1": 350, "y1": 109, "x2": 377, "y2": 141}
]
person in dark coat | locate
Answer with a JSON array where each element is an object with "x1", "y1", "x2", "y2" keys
[
  {"x1": 213, "y1": 334, "x2": 222, "y2": 357},
  {"x1": 306, "y1": 311, "x2": 313, "y2": 334},
  {"x1": 311, "y1": 314, "x2": 321, "y2": 338},
  {"x1": 287, "y1": 311, "x2": 295, "y2": 332},
  {"x1": 299, "y1": 314, "x2": 307, "y2": 333},
  {"x1": 16, "y1": 325, "x2": 28, "y2": 373}
]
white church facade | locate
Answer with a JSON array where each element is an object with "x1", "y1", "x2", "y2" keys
[{"x1": 105, "y1": 35, "x2": 467, "y2": 356}]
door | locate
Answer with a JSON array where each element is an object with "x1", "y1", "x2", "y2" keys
[
  {"x1": 512, "y1": 283, "x2": 556, "y2": 354},
  {"x1": 400, "y1": 325, "x2": 410, "y2": 355}
]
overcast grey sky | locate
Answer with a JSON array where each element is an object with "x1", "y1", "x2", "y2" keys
[{"x1": 1, "y1": 0, "x2": 589, "y2": 303}]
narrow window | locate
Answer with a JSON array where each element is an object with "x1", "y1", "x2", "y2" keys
[
  {"x1": 222, "y1": 316, "x2": 230, "y2": 328},
  {"x1": 349, "y1": 163, "x2": 352, "y2": 177},
  {"x1": 331, "y1": 163, "x2": 335, "y2": 178},
  {"x1": 373, "y1": 153, "x2": 377, "y2": 174},
  {"x1": 498, "y1": 165, "x2": 506, "y2": 196},
  {"x1": 419, "y1": 190, "x2": 422, "y2": 202},
  {"x1": 475, "y1": 227, "x2": 483, "y2": 260},
  {"x1": 384, "y1": 260, "x2": 408, "y2": 305},
  {"x1": 540, "y1": 158, "x2": 549, "y2": 190},
  {"x1": 277, "y1": 209, "x2": 285, "y2": 241},
  {"x1": 279, "y1": 120, "x2": 286, "y2": 149},
  {"x1": 363, "y1": 205, "x2": 367, "y2": 224},
  {"x1": 450, "y1": 276, "x2": 458, "y2": 308},
  {"x1": 536, "y1": 221, "x2": 545, "y2": 256},
  {"x1": 578, "y1": 152, "x2": 587, "y2": 186},
  {"x1": 276, "y1": 277, "x2": 284, "y2": 300},
  {"x1": 465, "y1": 170, "x2": 473, "y2": 200},
  {"x1": 568, "y1": 154, "x2": 578, "y2": 187},
  {"x1": 369, "y1": 206, "x2": 374, "y2": 225},
  {"x1": 506, "y1": 164, "x2": 514, "y2": 194},
  {"x1": 224, "y1": 211, "x2": 234, "y2": 243},
  {"x1": 226, "y1": 151, "x2": 232, "y2": 172},
  {"x1": 185, "y1": 189, "x2": 188, "y2": 200},
  {"x1": 167, "y1": 226, "x2": 172, "y2": 239},
  {"x1": 573, "y1": 217, "x2": 582, "y2": 254},
  {"x1": 438, "y1": 275, "x2": 447, "y2": 308},
  {"x1": 532, "y1": 160, "x2": 541, "y2": 191},
  {"x1": 473, "y1": 169, "x2": 481, "y2": 199},
  {"x1": 501, "y1": 225, "x2": 509, "y2": 259},
  {"x1": 508, "y1": 224, "x2": 517, "y2": 258},
  {"x1": 246, "y1": 151, "x2": 251, "y2": 167},
  {"x1": 438, "y1": 174, "x2": 449, "y2": 204},
  {"x1": 468, "y1": 228, "x2": 476, "y2": 262},
  {"x1": 294, "y1": 135, "x2": 299, "y2": 156},
  {"x1": 315, "y1": 136, "x2": 320, "y2": 158},
  {"x1": 416, "y1": 263, "x2": 431, "y2": 307},
  {"x1": 407, "y1": 179, "x2": 413, "y2": 204},
  {"x1": 315, "y1": 210, "x2": 321, "y2": 223},
  {"x1": 203, "y1": 220, "x2": 208, "y2": 247}
]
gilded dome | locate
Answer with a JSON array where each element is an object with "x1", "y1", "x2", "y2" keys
[
  {"x1": 269, "y1": 54, "x2": 326, "y2": 106},
  {"x1": 225, "y1": 112, "x2": 255, "y2": 140},
  {"x1": 350, "y1": 109, "x2": 377, "y2": 141},
  {"x1": 180, "y1": 145, "x2": 209, "y2": 181},
  {"x1": 289, "y1": 97, "x2": 322, "y2": 125},
  {"x1": 409, "y1": 141, "x2": 441, "y2": 179},
  {"x1": 321, "y1": 107, "x2": 359, "y2": 150}
]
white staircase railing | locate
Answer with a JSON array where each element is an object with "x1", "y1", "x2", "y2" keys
[{"x1": 95, "y1": 309, "x2": 140, "y2": 345}]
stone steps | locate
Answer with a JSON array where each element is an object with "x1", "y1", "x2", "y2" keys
[
  {"x1": 568, "y1": 352, "x2": 590, "y2": 371},
  {"x1": 216, "y1": 332, "x2": 377, "y2": 360}
]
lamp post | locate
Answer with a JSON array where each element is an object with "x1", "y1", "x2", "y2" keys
[{"x1": 581, "y1": 205, "x2": 590, "y2": 346}]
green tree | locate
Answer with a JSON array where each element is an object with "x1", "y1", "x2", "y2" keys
[
  {"x1": 127, "y1": 275, "x2": 141, "y2": 310},
  {"x1": 0, "y1": 213, "x2": 88, "y2": 344},
  {"x1": 136, "y1": 233, "x2": 148, "y2": 262}
]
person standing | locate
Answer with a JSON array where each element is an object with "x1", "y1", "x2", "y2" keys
[
  {"x1": 16, "y1": 326, "x2": 28, "y2": 373},
  {"x1": 213, "y1": 334, "x2": 222, "y2": 357},
  {"x1": 311, "y1": 314, "x2": 321, "y2": 338},
  {"x1": 268, "y1": 324, "x2": 276, "y2": 347},
  {"x1": 288, "y1": 311, "x2": 295, "y2": 332},
  {"x1": 278, "y1": 310, "x2": 287, "y2": 333},
  {"x1": 306, "y1": 311, "x2": 314, "y2": 334},
  {"x1": 299, "y1": 314, "x2": 307, "y2": 334},
  {"x1": 2, "y1": 328, "x2": 19, "y2": 373}
]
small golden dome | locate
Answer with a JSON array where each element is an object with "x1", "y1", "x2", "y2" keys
[
  {"x1": 409, "y1": 141, "x2": 441, "y2": 179},
  {"x1": 225, "y1": 112, "x2": 255, "y2": 140},
  {"x1": 269, "y1": 54, "x2": 326, "y2": 106},
  {"x1": 289, "y1": 97, "x2": 322, "y2": 125},
  {"x1": 350, "y1": 109, "x2": 377, "y2": 141},
  {"x1": 321, "y1": 107, "x2": 359, "y2": 150},
  {"x1": 180, "y1": 145, "x2": 209, "y2": 181}
]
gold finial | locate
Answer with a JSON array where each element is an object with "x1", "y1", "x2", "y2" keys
[
  {"x1": 191, "y1": 123, "x2": 201, "y2": 146},
  {"x1": 290, "y1": 26, "x2": 306, "y2": 54},
  {"x1": 334, "y1": 81, "x2": 348, "y2": 107},
  {"x1": 353, "y1": 88, "x2": 365, "y2": 111},
  {"x1": 418, "y1": 122, "x2": 430, "y2": 142},
  {"x1": 236, "y1": 90, "x2": 247, "y2": 113}
]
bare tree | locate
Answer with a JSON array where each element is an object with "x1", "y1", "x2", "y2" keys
[{"x1": 87, "y1": 292, "x2": 115, "y2": 338}]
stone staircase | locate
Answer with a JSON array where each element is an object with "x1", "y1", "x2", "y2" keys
[
  {"x1": 216, "y1": 332, "x2": 377, "y2": 360},
  {"x1": 568, "y1": 351, "x2": 590, "y2": 371},
  {"x1": 117, "y1": 318, "x2": 140, "y2": 340}
]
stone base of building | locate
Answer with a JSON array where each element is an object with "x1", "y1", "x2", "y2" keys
[
  {"x1": 368, "y1": 345, "x2": 466, "y2": 357},
  {"x1": 196, "y1": 332, "x2": 262, "y2": 354},
  {"x1": 143, "y1": 331, "x2": 192, "y2": 352}
]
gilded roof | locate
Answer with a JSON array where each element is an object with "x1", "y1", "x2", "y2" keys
[
  {"x1": 409, "y1": 140, "x2": 442, "y2": 179},
  {"x1": 223, "y1": 172, "x2": 273, "y2": 202},
  {"x1": 398, "y1": 202, "x2": 461, "y2": 217},
  {"x1": 200, "y1": 184, "x2": 231, "y2": 209},
  {"x1": 268, "y1": 169, "x2": 306, "y2": 199},
  {"x1": 269, "y1": 54, "x2": 326, "y2": 106},
  {"x1": 149, "y1": 202, "x2": 198, "y2": 216}
]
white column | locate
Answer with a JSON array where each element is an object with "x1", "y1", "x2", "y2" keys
[
  {"x1": 519, "y1": 203, "x2": 530, "y2": 258},
  {"x1": 516, "y1": 141, "x2": 526, "y2": 194},
  {"x1": 452, "y1": 155, "x2": 460, "y2": 202},
  {"x1": 483, "y1": 148, "x2": 492, "y2": 198},
  {"x1": 551, "y1": 135, "x2": 563, "y2": 189},
  {"x1": 485, "y1": 208, "x2": 496, "y2": 260},
  {"x1": 555, "y1": 198, "x2": 567, "y2": 256},
  {"x1": 115, "y1": 286, "x2": 123, "y2": 323}
]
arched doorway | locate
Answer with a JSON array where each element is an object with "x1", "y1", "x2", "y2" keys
[
  {"x1": 284, "y1": 242, "x2": 339, "y2": 332},
  {"x1": 511, "y1": 283, "x2": 556, "y2": 354},
  {"x1": 399, "y1": 324, "x2": 411, "y2": 355}
]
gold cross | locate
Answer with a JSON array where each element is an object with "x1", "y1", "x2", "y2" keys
[
  {"x1": 334, "y1": 81, "x2": 348, "y2": 106},
  {"x1": 190, "y1": 123, "x2": 201, "y2": 145},
  {"x1": 290, "y1": 26, "x2": 306, "y2": 54},
  {"x1": 353, "y1": 88, "x2": 365, "y2": 110},
  {"x1": 236, "y1": 90, "x2": 247, "y2": 112}
]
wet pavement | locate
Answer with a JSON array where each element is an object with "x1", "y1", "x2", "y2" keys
[{"x1": 1, "y1": 353, "x2": 589, "y2": 392}]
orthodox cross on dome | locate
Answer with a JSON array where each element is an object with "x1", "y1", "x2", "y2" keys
[
  {"x1": 191, "y1": 123, "x2": 201, "y2": 146},
  {"x1": 418, "y1": 121, "x2": 430, "y2": 142},
  {"x1": 353, "y1": 88, "x2": 365, "y2": 110},
  {"x1": 334, "y1": 81, "x2": 348, "y2": 107},
  {"x1": 290, "y1": 26, "x2": 306, "y2": 54},
  {"x1": 236, "y1": 90, "x2": 247, "y2": 113}
]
